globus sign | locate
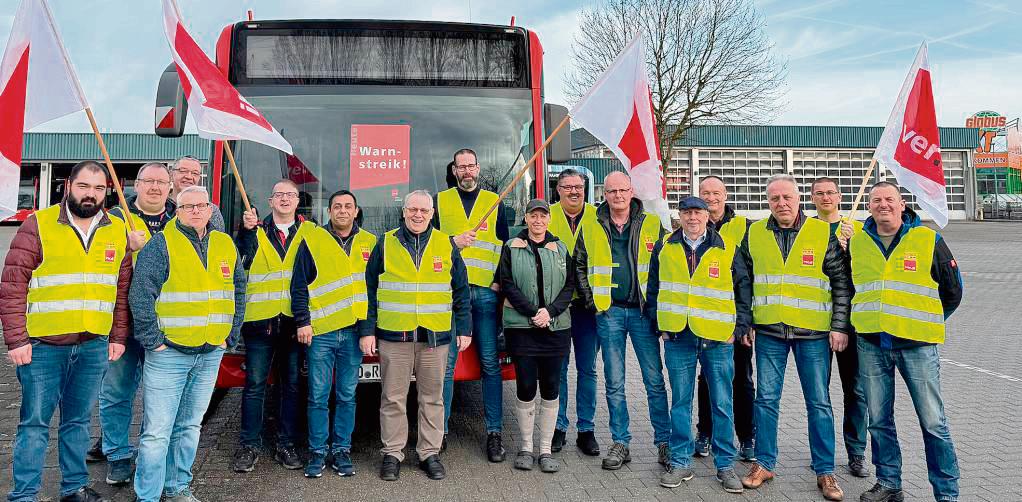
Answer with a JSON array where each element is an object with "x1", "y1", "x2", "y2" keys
[
  {"x1": 966, "y1": 111, "x2": 1007, "y2": 132},
  {"x1": 968, "y1": 111, "x2": 1008, "y2": 169}
]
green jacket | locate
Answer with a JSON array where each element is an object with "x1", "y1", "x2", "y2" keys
[{"x1": 501, "y1": 235, "x2": 572, "y2": 331}]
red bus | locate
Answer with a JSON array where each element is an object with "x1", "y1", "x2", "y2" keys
[{"x1": 154, "y1": 17, "x2": 571, "y2": 388}]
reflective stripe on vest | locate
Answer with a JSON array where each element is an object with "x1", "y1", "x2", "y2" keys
[
  {"x1": 377, "y1": 230, "x2": 454, "y2": 332},
  {"x1": 748, "y1": 218, "x2": 833, "y2": 331},
  {"x1": 302, "y1": 226, "x2": 358, "y2": 334},
  {"x1": 155, "y1": 221, "x2": 237, "y2": 347},
  {"x1": 26, "y1": 205, "x2": 126, "y2": 338},
  {"x1": 438, "y1": 188, "x2": 502, "y2": 286},
  {"x1": 243, "y1": 221, "x2": 313, "y2": 322},
  {"x1": 655, "y1": 241, "x2": 737, "y2": 341},
  {"x1": 849, "y1": 225, "x2": 944, "y2": 343}
]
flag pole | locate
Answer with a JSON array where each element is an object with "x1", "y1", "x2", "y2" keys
[
  {"x1": 844, "y1": 157, "x2": 877, "y2": 224},
  {"x1": 222, "y1": 141, "x2": 252, "y2": 211},
  {"x1": 84, "y1": 108, "x2": 135, "y2": 231},
  {"x1": 471, "y1": 114, "x2": 571, "y2": 232}
]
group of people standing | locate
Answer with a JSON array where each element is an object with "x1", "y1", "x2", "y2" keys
[{"x1": 1, "y1": 147, "x2": 963, "y2": 502}]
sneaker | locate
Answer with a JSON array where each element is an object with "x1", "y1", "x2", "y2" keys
[
  {"x1": 379, "y1": 454, "x2": 401, "y2": 481},
  {"x1": 164, "y1": 492, "x2": 201, "y2": 502},
  {"x1": 231, "y1": 446, "x2": 258, "y2": 473},
  {"x1": 551, "y1": 429, "x2": 566, "y2": 453},
  {"x1": 59, "y1": 487, "x2": 108, "y2": 502},
  {"x1": 105, "y1": 458, "x2": 133, "y2": 486},
  {"x1": 741, "y1": 463, "x2": 774, "y2": 489},
  {"x1": 659, "y1": 464, "x2": 694, "y2": 488},
  {"x1": 817, "y1": 474, "x2": 844, "y2": 501},
  {"x1": 304, "y1": 452, "x2": 326, "y2": 478},
  {"x1": 419, "y1": 454, "x2": 446, "y2": 480},
  {"x1": 859, "y1": 483, "x2": 905, "y2": 502},
  {"x1": 849, "y1": 454, "x2": 870, "y2": 478},
  {"x1": 601, "y1": 442, "x2": 631, "y2": 470},
  {"x1": 738, "y1": 439, "x2": 756, "y2": 462},
  {"x1": 717, "y1": 468, "x2": 744, "y2": 493},
  {"x1": 275, "y1": 444, "x2": 303, "y2": 470},
  {"x1": 86, "y1": 439, "x2": 106, "y2": 463},
  {"x1": 656, "y1": 442, "x2": 670, "y2": 466},
  {"x1": 693, "y1": 434, "x2": 710, "y2": 457},
  {"x1": 485, "y1": 432, "x2": 506, "y2": 463},
  {"x1": 331, "y1": 449, "x2": 355, "y2": 477},
  {"x1": 575, "y1": 431, "x2": 600, "y2": 456}
]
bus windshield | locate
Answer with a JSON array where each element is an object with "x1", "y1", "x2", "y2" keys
[{"x1": 223, "y1": 87, "x2": 535, "y2": 235}]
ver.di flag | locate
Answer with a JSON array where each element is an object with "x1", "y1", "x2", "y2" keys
[
  {"x1": 570, "y1": 32, "x2": 671, "y2": 229},
  {"x1": 0, "y1": 0, "x2": 89, "y2": 220},
  {"x1": 874, "y1": 42, "x2": 948, "y2": 227},
  {"x1": 161, "y1": 0, "x2": 293, "y2": 154}
]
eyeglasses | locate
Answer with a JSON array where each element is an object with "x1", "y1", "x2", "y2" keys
[
  {"x1": 454, "y1": 163, "x2": 479, "y2": 172},
  {"x1": 271, "y1": 192, "x2": 299, "y2": 200},
  {"x1": 813, "y1": 191, "x2": 840, "y2": 197},
  {"x1": 403, "y1": 207, "x2": 432, "y2": 214},
  {"x1": 558, "y1": 184, "x2": 585, "y2": 192},
  {"x1": 175, "y1": 169, "x2": 201, "y2": 177},
  {"x1": 179, "y1": 202, "x2": 211, "y2": 212},
  {"x1": 604, "y1": 188, "x2": 632, "y2": 197},
  {"x1": 137, "y1": 178, "x2": 170, "y2": 187}
]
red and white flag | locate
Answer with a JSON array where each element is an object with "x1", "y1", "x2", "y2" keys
[
  {"x1": 874, "y1": 43, "x2": 948, "y2": 227},
  {"x1": 0, "y1": 0, "x2": 89, "y2": 220},
  {"x1": 570, "y1": 33, "x2": 671, "y2": 228},
  {"x1": 161, "y1": 0, "x2": 292, "y2": 154}
]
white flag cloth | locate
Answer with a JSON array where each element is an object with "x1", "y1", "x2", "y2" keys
[
  {"x1": 0, "y1": 0, "x2": 89, "y2": 220},
  {"x1": 161, "y1": 0, "x2": 293, "y2": 154},
  {"x1": 570, "y1": 33, "x2": 671, "y2": 229},
  {"x1": 874, "y1": 43, "x2": 948, "y2": 227}
]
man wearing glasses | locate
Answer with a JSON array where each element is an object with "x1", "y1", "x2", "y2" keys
[
  {"x1": 169, "y1": 156, "x2": 225, "y2": 232},
  {"x1": 546, "y1": 169, "x2": 601, "y2": 457},
  {"x1": 230, "y1": 179, "x2": 316, "y2": 473},
  {"x1": 434, "y1": 148, "x2": 511, "y2": 461}
]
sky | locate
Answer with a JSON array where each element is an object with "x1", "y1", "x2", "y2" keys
[{"x1": 1, "y1": 0, "x2": 1019, "y2": 133}]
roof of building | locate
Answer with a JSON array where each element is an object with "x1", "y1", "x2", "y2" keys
[
  {"x1": 22, "y1": 133, "x2": 210, "y2": 162},
  {"x1": 571, "y1": 125, "x2": 980, "y2": 151}
]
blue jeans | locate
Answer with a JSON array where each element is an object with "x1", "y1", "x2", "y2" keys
[
  {"x1": 98, "y1": 336, "x2": 144, "y2": 461},
  {"x1": 134, "y1": 347, "x2": 223, "y2": 502},
  {"x1": 858, "y1": 339, "x2": 959, "y2": 501},
  {"x1": 556, "y1": 305, "x2": 599, "y2": 433},
  {"x1": 307, "y1": 327, "x2": 362, "y2": 455},
  {"x1": 9, "y1": 338, "x2": 108, "y2": 502},
  {"x1": 444, "y1": 285, "x2": 502, "y2": 434},
  {"x1": 663, "y1": 333, "x2": 736, "y2": 470},
  {"x1": 753, "y1": 334, "x2": 835, "y2": 475},
  {"x1": 239, "y1": 331, "x2": 303, "y2": 448},
  {"x1": 596, "y1": 306, "x2": 670, "y2": 446}
]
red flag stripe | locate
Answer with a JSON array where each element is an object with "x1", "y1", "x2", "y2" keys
[{"x1": 0, "y1": 45, "x2": 30, "y2": 166}]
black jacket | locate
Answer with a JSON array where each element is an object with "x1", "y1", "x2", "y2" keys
[
  {"x1": 235, "y1": 214, "x2": 309, "y2": 336},
  {"x1": 290, "y1": 222, "x2": 367, "y2": 331},
  {"x1": 361, "y1": 223, "x2": 472, "y2": 346},
  {"x1": 645, "y1": 225, "x2": 753, "y2": 341},
  {"x1": 574, "y1": 198, "x2": 665, "y2": 312},
  {"x1": 741, "y1": 210, "x2": 853, "y2": 339}
]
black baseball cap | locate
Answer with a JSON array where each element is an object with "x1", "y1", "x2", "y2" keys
[{"x1": 526, "y1": 198, "x2": 550, "y2": 213}]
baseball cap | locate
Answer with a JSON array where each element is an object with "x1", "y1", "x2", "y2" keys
[
  {"x1": 678, "y1": 196, "x2": 708, "y2": 211},
  {"x1": 525, "y1": 198, "x2": 550, "y2": 213}
]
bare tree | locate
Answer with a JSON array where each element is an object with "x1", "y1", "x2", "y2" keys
[{"x1": 566, "y1": 0, "x2": 787, "y2": 192}]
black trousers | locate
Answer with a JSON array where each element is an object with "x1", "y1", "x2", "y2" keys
[
  {"x1": 696, "y1": 340, "x2": 755, "y2": 443},
  {"x1": 512, "y1": 355, "x2": 564, "y2": 402},
  {"x1": 831, "y1": 333, "x2": 868, "y2": 458}
]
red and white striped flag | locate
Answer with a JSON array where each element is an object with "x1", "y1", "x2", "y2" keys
[
  {"x1": 874, "y1": 43, "x2": 948, "y2": 227},
  {"x1": 570, "y1": 32, "x2": 671, "y2": 229},
  {"x1": 0, "y1": 0, "x2": 89, "y2": 220},
  {"x1": 161, "y1": 0, "x2": 293, "y2": 154}
]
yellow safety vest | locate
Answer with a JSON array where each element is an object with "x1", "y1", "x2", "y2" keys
[
  {"x1": 302, "y1": 226, "x2": 358, "y2": 335},
  {"x1": 377, "y1": 229, "x2": 454, "y2": 332},
  {"x1": 849, "y1": 226, "x2": 944, "y2": 343},
  {"x1": 748, "y1": 218, "x2": 833, "y2": 331},
  {"x1": 243, "y1": 221, "x2": 314, "y2": 322},
  {"x1": 580, "y1": 210, "x2": 661, "y2": 312},
  {"x1": 438, "y1": 188, "x2": 502, "y2": 287},
  {"x1": 548, "y1": 202, "x2": 597, "y2": 257},
  {"x1": 156, "y1": 221, "x2": 237, "y2": 347},
  {"x1": 26, "y1": 205, "x2": 127, "y2": 338},
  {"x1": 655, "y1": 240, "x2": 737, "y2": 341},
  {"x1": 347, "y1": 230, "x2": 377, "y2": 320},
  {"x1": 718, "y1": 215, "x2": 748, "y2": 248}
]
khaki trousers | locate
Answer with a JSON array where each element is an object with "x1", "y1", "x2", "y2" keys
[{"x1": 379, "y1": 340, "x2": 449, "y2": 461}]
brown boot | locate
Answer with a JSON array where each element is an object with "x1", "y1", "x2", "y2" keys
[
  {"x1": 817, "y1": 474, "x2": 844, "y2": 501},
  {"x1": 741, "y1": 463, "x2": 774, "y2": 489}
]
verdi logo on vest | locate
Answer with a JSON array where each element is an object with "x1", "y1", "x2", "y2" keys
[
  {"x1": 433, "y1": 255, "x2": 443, "y2": 272},
  {"x1": 479, "y1": 220, "x2": 489, "y2": 231},
  {"x1": 802, "y1": 248, "x2": 815, "y2": 267},
  {"x1": 220, "y1": 260, "x2": 231, "y2": 279},
  {"x1": 903, "y1": 252, "x2": 917, "y2": 272},
  {"x1": 708, "y1": 260, "x2": 720, "y2": 279},
  {"x1": 361, "y1": 245, "x2": 371, "y2": 262},
  {"x1": 105, "y1": 243, "x2": 116, "y2": 262},
  {"x1": 644, "y1": 235, "x2": 655, "y2": 253}
]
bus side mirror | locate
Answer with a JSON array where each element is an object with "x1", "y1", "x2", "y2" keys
[
  {"x1": 544, "y1": 103, "x2": 571, "y2": 164},
  {"x1": 155, "y1": 63, "x2": 188, "y2": 138}
]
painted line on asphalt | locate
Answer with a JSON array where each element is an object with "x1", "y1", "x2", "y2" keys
[{"x1": 941, "y1": 358, "x2": 1022, "y2": 383}]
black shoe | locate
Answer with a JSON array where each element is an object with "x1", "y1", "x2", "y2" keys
[
  {"x1": 86, "y1": 439, "x2": 106, "y2": 463},
  {"x1": 419, "y1": 454, "x2": 446, "y2": 480},
  {"x1": 275, "y1": 445, "x2": 303, "y2": 470},
  {"x1": 849, "y1": 454, "x2": 870, "y2": 478},
  {"x1": 486, "y1": 432, "x2": 506, "y2": 463},
  {"x1": 859, "y1": 483, "x2": 905, "y2": 502},
  {"x1": 231, "y1": 446, "x2": 258, "y2": 473},
  {"x1": 551, "y1": 429, "x2": 566, "y2": 453},
  {"x1": 60, "y1": 487, "x2": 108, "y2": 502},
  {"x1": 379, "y1": 454, "x2": 401, "y2": 481},
  {"x1": 441, "y1": 434, "x2": 448, "y2": 453},
  {"x1": 601, "y1": 442, "x2": 631, "y2": 470},
  {"x1": 575, "y1": 431, "x2": 600, "y2": 456}
]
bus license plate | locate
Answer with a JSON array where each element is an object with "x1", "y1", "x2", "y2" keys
[{"x1": 359, "y1": 363, "x2": 381, "y2": 382}]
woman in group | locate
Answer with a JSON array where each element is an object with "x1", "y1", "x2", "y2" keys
[{"x1": 497, "y1": 198, "x2": 576, "y2": 473}]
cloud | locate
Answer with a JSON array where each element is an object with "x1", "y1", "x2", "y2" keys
[{"x1": 770, "y1": 25, "x2": 863, "y2": 61}]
